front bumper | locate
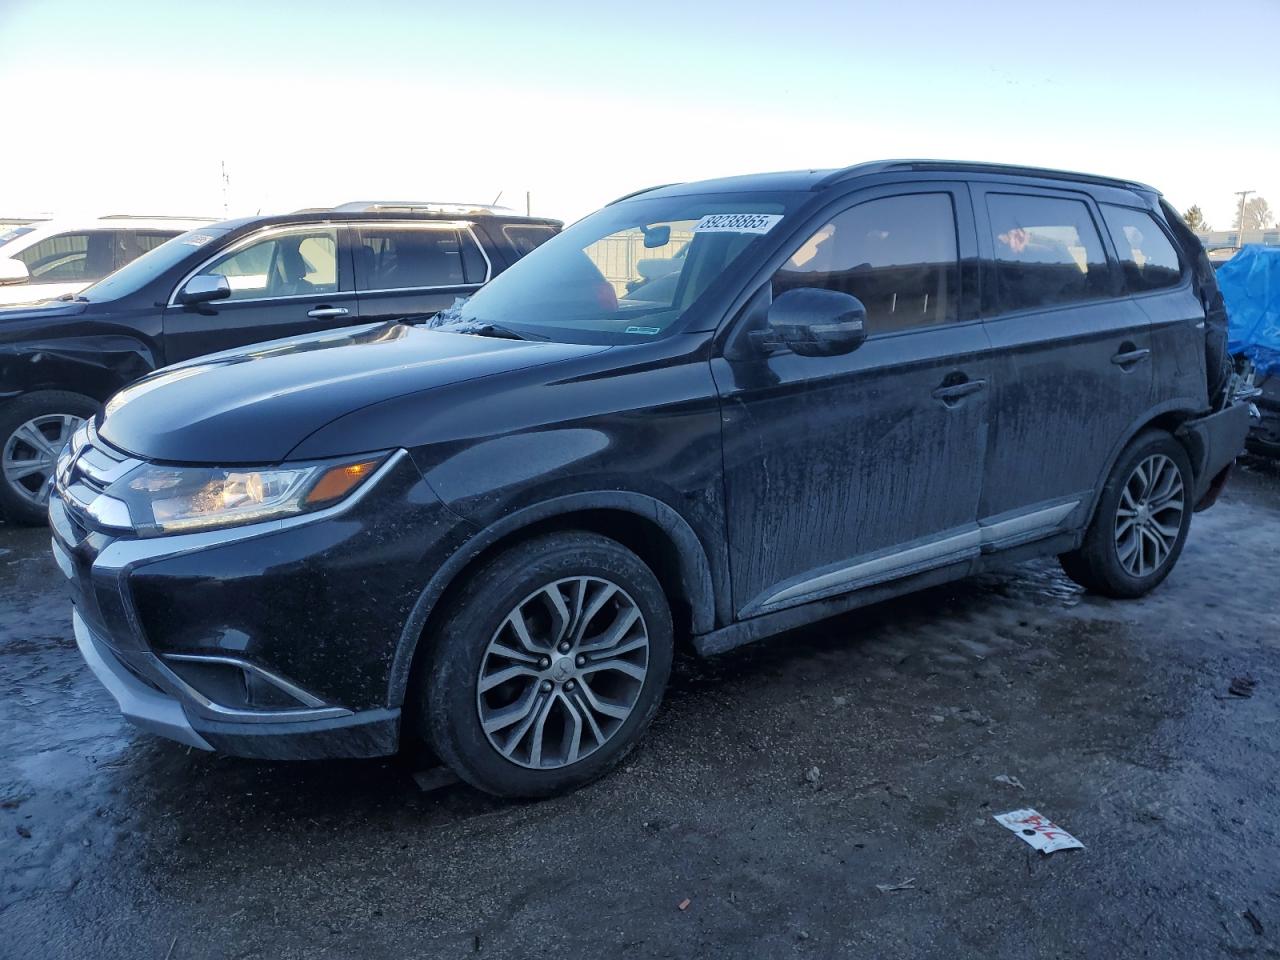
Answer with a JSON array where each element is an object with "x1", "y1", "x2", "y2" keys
[
  {"x1": 52, "y1": 439, "x2": 470, "y2": 759},
  {"x1": 73, "y1": 607, "x2": 213, "y2": 751}
]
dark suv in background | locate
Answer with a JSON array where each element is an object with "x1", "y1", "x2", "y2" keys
[
  {"x1": 51, "y1": 161, "x2": 1249, "y2": 797},
  {"x1": 0, "y1": 202, "x2": 560, "y2": 523}
]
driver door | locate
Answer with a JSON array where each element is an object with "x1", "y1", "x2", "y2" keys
[
  {"x1": 162, "y1": 225, "x2": 358, "y2": 363},
  {"x1": 711, "y1": 184, "x2": 993, "y2": 617}
]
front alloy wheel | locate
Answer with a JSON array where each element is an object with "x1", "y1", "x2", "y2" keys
[
  {"x1": 3, "y1": 413, "x2": 83, "y2": 508},
  {"x1": 421, "y1": 531, "x2": 673, "y2": 798},
  {"x1": 477, "y1": 576, "x2": 650, "y2": 770}
]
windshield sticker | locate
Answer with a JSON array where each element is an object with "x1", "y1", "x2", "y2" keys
[
  {"x1": 693, "y1": 213, "x2": 782, "y2": 235},
  {"x1": 181, "y1": 234, "x2": 216, "y2": 246},
  {"x1": 625, "y1": 325, "x2": 661, "y2": 335}
]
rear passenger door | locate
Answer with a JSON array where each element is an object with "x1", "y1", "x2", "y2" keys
[
  {"x1": 973, "y1": 185, "x2": 1153, "y2": 538},
  {"x1": 352, "y1": 222, "x2": 489, "y2": 323}
]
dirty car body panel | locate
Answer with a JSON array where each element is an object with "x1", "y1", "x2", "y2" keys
[{"x1": 50, "y1": 162, "x2": 1248, "y2": 761}]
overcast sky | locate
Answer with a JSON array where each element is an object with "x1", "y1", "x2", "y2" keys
[{"x1": 2, "y1": 0, "x2": 1277, "y2": 229}]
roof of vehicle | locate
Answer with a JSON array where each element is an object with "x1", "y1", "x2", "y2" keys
[
  {"x1": 619, "y1": 160, "x2": 1159, "y2": 202},
  {"x1": 208, "y1": 205, "x2": 563, "y2": 233}
]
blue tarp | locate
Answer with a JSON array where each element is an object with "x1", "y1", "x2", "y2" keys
[{"x1": 1219, "y1": 245, "x2": 1280, "y2": 376}]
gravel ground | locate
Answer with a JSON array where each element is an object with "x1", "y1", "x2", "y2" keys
[{"x1": 1, "y1": 459, "x2": 1278, "y2": 960}]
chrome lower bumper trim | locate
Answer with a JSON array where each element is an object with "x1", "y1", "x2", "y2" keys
[{"x1": 73, "y1": 609, "x2": 213, "y2": 751}]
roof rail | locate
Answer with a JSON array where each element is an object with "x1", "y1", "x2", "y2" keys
[
  {"x1": 330, "y1": 201, "x2": 520, "y2": 216},
  {"x1": 606, "y1": 183, "x2": 682, "y2": 205},
  {"x1": 814, "y1": 159, "x2": 1157, "y2": 194}
]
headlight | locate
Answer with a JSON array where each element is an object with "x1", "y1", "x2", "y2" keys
[{"x1": 100, "y1": 453, "x2": 388, "y2": 536}]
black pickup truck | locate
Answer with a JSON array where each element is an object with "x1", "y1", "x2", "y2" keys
[{"x1": 0, "y1": 202, "x2": 560, "y2": 523}]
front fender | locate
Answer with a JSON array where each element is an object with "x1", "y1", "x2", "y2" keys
[
  {"x1": 385, "y1": 490, "x2": 718, "y2": 709},
  {"x1": 0, "y1": 335, "x2": 156, "y2": 401}
]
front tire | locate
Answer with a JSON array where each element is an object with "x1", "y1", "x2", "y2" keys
[
  {"x1": 1059, "y1": 430, "x2": 1193, "y2": 598},
  {"x1": 419, "y1": 531, "x2": 674, "y2": 798},
  {"x1": 0, "y1": 391, "x2": 97, "y2": 526}
]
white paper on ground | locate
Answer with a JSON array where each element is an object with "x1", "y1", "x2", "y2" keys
[{"x1": 994, "y1": 808, "x2": 1084, "y2": 854}]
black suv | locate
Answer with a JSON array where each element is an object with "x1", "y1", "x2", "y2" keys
[
  {"x1": 0, "y1": 203, "x2": 560, "y2": 523},
  {"x1": 51, "y1": 161, "x2": 1249, "y2": 797}
]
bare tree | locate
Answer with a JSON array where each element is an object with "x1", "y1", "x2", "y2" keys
[
  {"x1": 1234, "y1": 196, "x2": 1273, "y2": 233},
  {"x1": 1183, "y1": 205, "x2": 1210, "y2": 232}
]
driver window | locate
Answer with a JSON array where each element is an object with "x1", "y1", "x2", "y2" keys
[
  {"x1": 196, "y1": 229, "x2": 338, "y2": 301},
  {"x1": 773, "y1": 193, "x2": 959, "y2": 334}
]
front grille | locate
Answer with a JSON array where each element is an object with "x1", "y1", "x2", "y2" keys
[{"x1": 54, "y1": 422, "x2": 140, "y2": 529}]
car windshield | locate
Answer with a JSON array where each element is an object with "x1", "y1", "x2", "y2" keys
[
  {"x1": 436, "y1": 194, "x2": 795, "y2": 344},
  {"x1": 78, "y1": 226, "x2": 230, "y2": 301}
]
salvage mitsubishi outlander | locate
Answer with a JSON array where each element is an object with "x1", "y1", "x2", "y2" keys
[{"x1": 51, "y1": 161, "x2": 1251, "y2": 797}]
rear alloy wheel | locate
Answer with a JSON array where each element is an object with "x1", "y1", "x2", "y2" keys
[
  {"x1": 0, "y1": 391, "x2": 97, "y2": 526},
  {"x1": 421, "y1": 531, "x2": 673, "y2": 798},
  {"x1": 1112, "y1": 453, "x2": 1185, "y2": 579},
  {"x1": 1059, "y1": 430, "x2": 1193, "y2": 598}
]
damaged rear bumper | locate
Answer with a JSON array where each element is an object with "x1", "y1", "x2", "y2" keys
[{"x1": 1177, "y1": 401, "x2": 1253, "y2": 509}]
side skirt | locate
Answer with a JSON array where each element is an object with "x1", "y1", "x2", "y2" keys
[{"x1": 692, "y1": 530, "x2": 1079, "y2": 658}]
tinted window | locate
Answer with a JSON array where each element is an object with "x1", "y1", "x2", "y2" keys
[
  {"x1": 987, "y1": 194, "x2": 1109, "y2": 312},
  {"x1": 773, "y1": 193, "x2": 959, "y2": 334},
  {"x1": 1100, "y1": 205, "x2": 1182, "y2": 293},
  {"x1": 502, "y1": 224, "x2": 558, "y2": 257},
  {"x1": 12, "y1": 231, "x2": 118, "y2": 283},
  {"x1": 196, "y1": 228, "x2": 338, "y2": 301},
  {"x1": 354, "y1": 226, "x2": 485, "y2": 289}
]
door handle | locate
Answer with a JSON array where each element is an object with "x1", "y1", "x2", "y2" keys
[
  {"x1": 931, "y1": 378, "x2": 987, "y2": 407},
  {"x1": 1111, "y1": 347, "x2": 1151, "y2": 368},
  {"x1": 307, "y1": 306, "x2": 349, "y2": 319}
]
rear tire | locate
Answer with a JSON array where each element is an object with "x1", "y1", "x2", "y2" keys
[
  {"x1": 419, "y1": 531, "x2": 673, "y2": 798},
  {"x1": 1059, "y1": 430, "x2": 1193, "y2": 598},
  {"x1": 0, "y1": 391, "x2": 97, "y2": 526}
]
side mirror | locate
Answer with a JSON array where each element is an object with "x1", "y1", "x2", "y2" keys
[
  {"x1": 179, "y1": 274, "x2": 232, "y2": 305},
  {"x1": 763, "y1": 287, "x2": 867, "y2": 357},
  {"x1": 0, "y1": 258, "x2": 30, "y2": 285}
]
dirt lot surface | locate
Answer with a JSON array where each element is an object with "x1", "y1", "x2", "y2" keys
[{"x1": 2, "y1": 460, "x2": 1278, "y2": 960}]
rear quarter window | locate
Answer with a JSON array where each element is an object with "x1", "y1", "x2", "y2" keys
[
  {"x1": 502, "y1": 224, "x2": 558, "y2": 258},
  {"x1": 1099, "y1": 205, "x2": 1183, "y2": 293}
]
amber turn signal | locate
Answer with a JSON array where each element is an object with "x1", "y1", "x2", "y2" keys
[{"x1": 304, "y1": 459, "x2": 382, "y2": 505}]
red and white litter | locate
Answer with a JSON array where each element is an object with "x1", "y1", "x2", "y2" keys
[{"x1": 994, "y1": 808, "x2": 1085, "y2": 854}]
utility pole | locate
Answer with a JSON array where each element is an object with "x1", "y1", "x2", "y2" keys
[
  {"x1": 1234, "y1": 189, "x2": 1254, "y2": 248},
  {"x1": 221, "y1": 160, "x2": 230, "y2": 217},
  {"x1": 526, "y1": 190, "x2": 531, "y2": 216}
]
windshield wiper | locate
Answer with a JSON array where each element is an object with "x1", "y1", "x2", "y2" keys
[{"x1": 437, "y1": 320, "x2": 547, "y2": 341}]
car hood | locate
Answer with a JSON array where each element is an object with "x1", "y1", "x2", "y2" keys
[
  {"x1": 98, "y1": 321, "x2": 606, "y2": 463},
  {"x1": 0, "y1": 299, "x2": 89, "y2": 324}
]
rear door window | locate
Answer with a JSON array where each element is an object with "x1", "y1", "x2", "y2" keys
[
  {"x1": 772, "y1": 192, "x2": 959, "y2": 335},
  {"x1": 986, "y1": 194, "x2": 1110, "y2": 312},
  {"x1": 1099, "y1": 205, "x2": 1183, "y2": 293},
  {"x1": 354, "y1": 225, "x2": 487, "y2": 290}
]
